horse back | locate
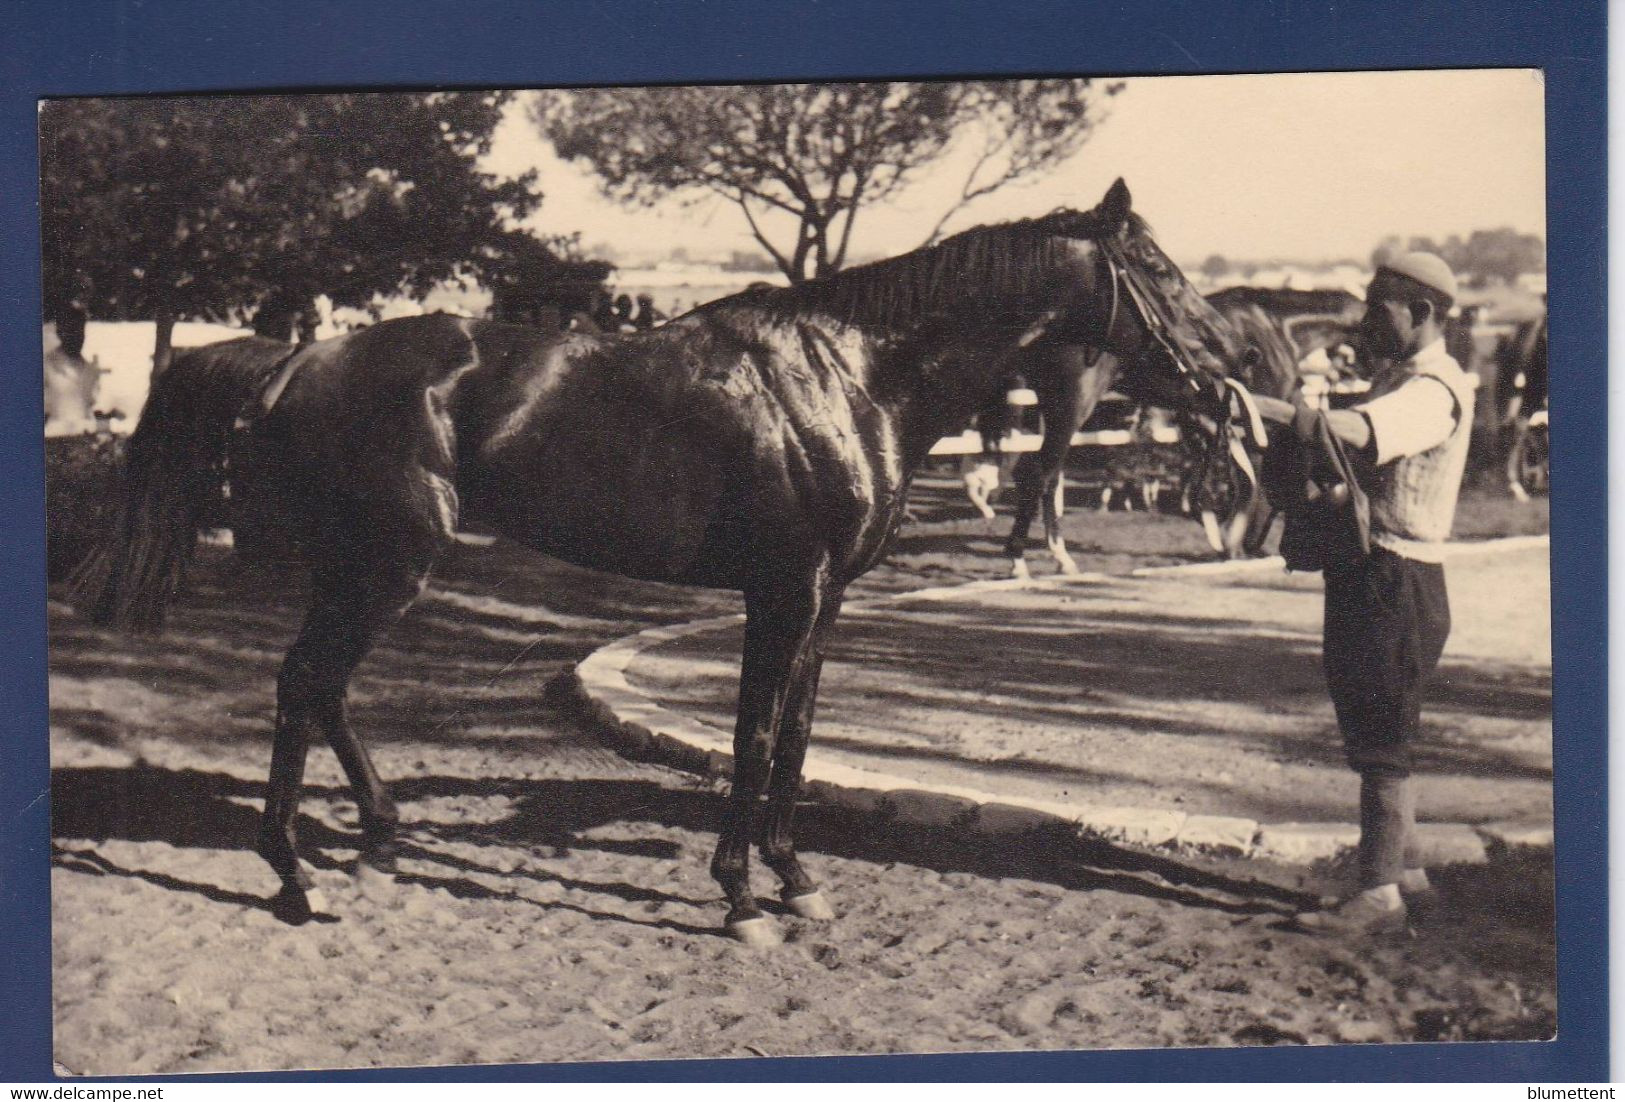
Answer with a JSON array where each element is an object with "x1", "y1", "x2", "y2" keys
[{"x1": 252, "y1": 311, "x2": 905, "y2": 586}]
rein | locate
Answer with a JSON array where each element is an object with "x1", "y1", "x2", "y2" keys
[
  {"x1": 1096, "y1": 235, "x2": 1211, "y2": 403},
  {"x1": 1093, "y1": 235, "x2": 1268, "y2": 539}
]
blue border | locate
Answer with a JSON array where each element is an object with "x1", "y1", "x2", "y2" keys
[{"x1": 0, "y1": 0, "x2": 1606, "y2": 1082}]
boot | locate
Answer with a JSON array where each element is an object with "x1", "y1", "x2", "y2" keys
[
  {"x1": 1294, "y1": 883, "x2": 1407, "y2": 935},
  {"x1": 1296, "y1": 773, "x2": 1415, "y2": 936}
]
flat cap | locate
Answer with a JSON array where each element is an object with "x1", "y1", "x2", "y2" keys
[{"x1": 1375, "y1": 251, "x2": 1458, "y2": 304}]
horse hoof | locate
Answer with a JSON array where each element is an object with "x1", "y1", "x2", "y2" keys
[
  {"x1": 271, "y1": 883, "x2": 328, "y2": 925},
  {"x1": 784, "y1": 890, "x2": 836, "y2": 921},
  {"x1": 725, "y1": 915, "x2": 782, "y2": 948},
  {"x1": 1010, "y1": 559, "x2": 1031, "y2": 581}
]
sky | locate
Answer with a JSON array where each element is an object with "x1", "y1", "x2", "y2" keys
[{"x1": 481, "y1": 69, "x2": 1546, "y2": 269}]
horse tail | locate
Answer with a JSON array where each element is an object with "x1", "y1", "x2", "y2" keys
[{"x1": 69, "y1": 337, "x2": 293, "y2": 632}]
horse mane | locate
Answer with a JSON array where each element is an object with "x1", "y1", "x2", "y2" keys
[{"x1": 736, "y1": 209, "x2": 1151, "y2": 332}]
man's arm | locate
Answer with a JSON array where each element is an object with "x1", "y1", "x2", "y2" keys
[
  {"x1": 1254, "y1": 380, "x2": 1454, "y2": 462},
  {"x1": 1355, "y1": 376, "x2": 1460, "y2": 464}
]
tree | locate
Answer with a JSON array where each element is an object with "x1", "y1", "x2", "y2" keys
[
  {"x1": 1372, "y1": 229, "x2": 1546, "y2": 287},
  {"x1": 39, "y1": 93, "x2": 541, "y2": 372},
  {"x1": 533, "y1": 80, "x2": 1121, "y2": 284},
  {"x1": 1200, "y1": 254, "x2": 1230, "y2": 281},
  {"x1": 1450, "y1": 228, "x2": 1545, "y2": 285},
  {"x1": 479, "y1": 230, "x2": 614, "y2": 327}
]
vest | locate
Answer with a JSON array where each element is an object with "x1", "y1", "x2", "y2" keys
[{"x1": 1356, "y1": 343, "x2": 1477, "y2": 563}]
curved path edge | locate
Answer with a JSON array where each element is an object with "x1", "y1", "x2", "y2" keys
[{"x1": 550, "y1": 536, "x2": 1553, "y2": 869}]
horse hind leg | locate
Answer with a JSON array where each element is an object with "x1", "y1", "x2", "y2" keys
[
  {"x1": 257, "y1": 478, "x2": 452, "y2": 921},
  {"x1": 259, "y1": 583, "x2": 382, "y2": 924},
  {"x1": 1003, "y1": 456, "x2": 1043, "y2": 579}
]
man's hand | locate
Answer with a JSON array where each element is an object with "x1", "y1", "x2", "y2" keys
[
  {"x1": 1245, "y1": 394, "x2": 1324, "y2": 441},
  {"x1": 1291, "y1": 402, "x2": 1322, "y2": 443},
  {"x1": 1251, "y1": 394, "x2": 1297, "y2": 425}
]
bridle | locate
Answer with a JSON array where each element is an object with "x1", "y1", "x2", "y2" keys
[
  {"x1": 1089, "y1": 233, "x2": 1271, "y2": 553},
  {"x1": 1093, "y1": 235, "x2": 1215, "y2": 405},
  {"x1": 1092, "y1": 233, "x2": 1268, "y2": 445}
]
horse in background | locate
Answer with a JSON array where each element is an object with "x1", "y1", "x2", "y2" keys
[
  {"x1": 1496, "y1": 310, "x2": 1549, "y2": 499},
  {"x1": 74, "y1": 179, "x2": 1254, "y2": 944},
  {"x1": 955, "y1": 377, "x2": 1035, "y2": 522},
  {"x1": 993, "y1": 286, "x2": 1350, "y2": 574}
]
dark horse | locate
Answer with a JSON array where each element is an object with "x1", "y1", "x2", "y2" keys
[
  {"x1": 1495, "y1": 310, "x2": 1549, "y2": 499},
  {"x1": 992, "y1": 287, "x2": 1358, "y2": 574},
  {"x1": 75, "y1": 180, "x2": 1251, "y2": 944}
]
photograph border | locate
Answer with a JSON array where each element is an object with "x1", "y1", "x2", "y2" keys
[{"x1": 1, "y1": 0, "x2": 1606, "y2": 1082}]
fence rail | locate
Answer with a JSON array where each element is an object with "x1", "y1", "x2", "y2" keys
[{"x1": 928, "y1": 425, "x2": 1180, "y2": 457}]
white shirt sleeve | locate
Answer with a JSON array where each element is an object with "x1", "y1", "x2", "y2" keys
[{"x1": 1357, "y1": 376, "x2": 1460, "y2": 465}]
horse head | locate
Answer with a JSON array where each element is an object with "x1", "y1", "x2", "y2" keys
[
  {"x1": 1039, "y1": 180, "x2": 1256, "y2": 430},
  {"x1": 1054, "y1": 181, "x2": 1269, "y2": 551}
]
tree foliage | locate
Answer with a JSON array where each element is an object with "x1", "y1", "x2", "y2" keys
[
  {"x1": 479, "y1": 231, "x2": 615, "y2": 325},
  {"x1": 533, "y1": 80, "x2": 1120, "y2": 284},
  {"x1": 40, "y1": 92, "x2": 543, "y2": 367}
]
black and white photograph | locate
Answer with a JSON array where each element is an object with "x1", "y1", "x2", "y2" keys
[{"x1": 39, "y1": 69, "x2": 1555, "y2": 1074}]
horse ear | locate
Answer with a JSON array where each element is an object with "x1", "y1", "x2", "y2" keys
[{"x1": 1100, "y1": 178, "x2": 1133, "y2": 231}]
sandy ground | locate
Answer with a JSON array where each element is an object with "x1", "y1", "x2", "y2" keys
[{"x1": 46, "y1": 480, "x2": 1555, "y2": 1074}]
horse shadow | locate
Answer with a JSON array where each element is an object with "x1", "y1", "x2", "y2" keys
[
  {"x1": 661, "y1": 594, "x2": 1552, "y2": 824},
  {"x1": 49, "y1": 758, "x2": 1311, "y2": 936}
]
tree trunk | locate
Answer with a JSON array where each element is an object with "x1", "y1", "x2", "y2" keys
[{"x1": 151, "y1": 303, "x2": 176, "y2": 378}]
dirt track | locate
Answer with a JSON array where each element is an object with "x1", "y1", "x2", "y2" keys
[{"x1": 47, "y1": 481, "x2": 1555, "y2": 1073}]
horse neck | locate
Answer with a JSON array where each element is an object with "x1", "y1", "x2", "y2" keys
[{"x1": 760, "y1": 226, "x2": 1110, "y2": 463}]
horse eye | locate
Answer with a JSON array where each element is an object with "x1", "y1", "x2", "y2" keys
[{"x1": 1243, "y1": 346, "x2": 1262, "y2": 368}]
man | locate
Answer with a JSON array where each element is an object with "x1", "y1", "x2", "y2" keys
[
  {"x1": 43, "y1": 306, "x2": 101, "y2": 437},
  {"x1": 1257, "y1": 252, "x2": 1477, "y2": 935}
]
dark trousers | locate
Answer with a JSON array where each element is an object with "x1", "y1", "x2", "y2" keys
[{"x1": 1322, "y1": 545, "x2": 1452, "y2": 778}]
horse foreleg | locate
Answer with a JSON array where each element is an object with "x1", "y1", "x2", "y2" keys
[
  {"x1": 1506, "y1": 422, "x2": 1532, "y2": 501},
  {"x1": 760, "y1": 587, "x2": 845, "y2": 921},
  {"x1": 1243, "y1": 503, "x2": 1279, "y2": 559},
  {"x1": 711, "y1": 569, "x2": 827, "y2": 945},
  {"x1": 968, "y1": 483, "x2": 996, "y2": 522}
]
